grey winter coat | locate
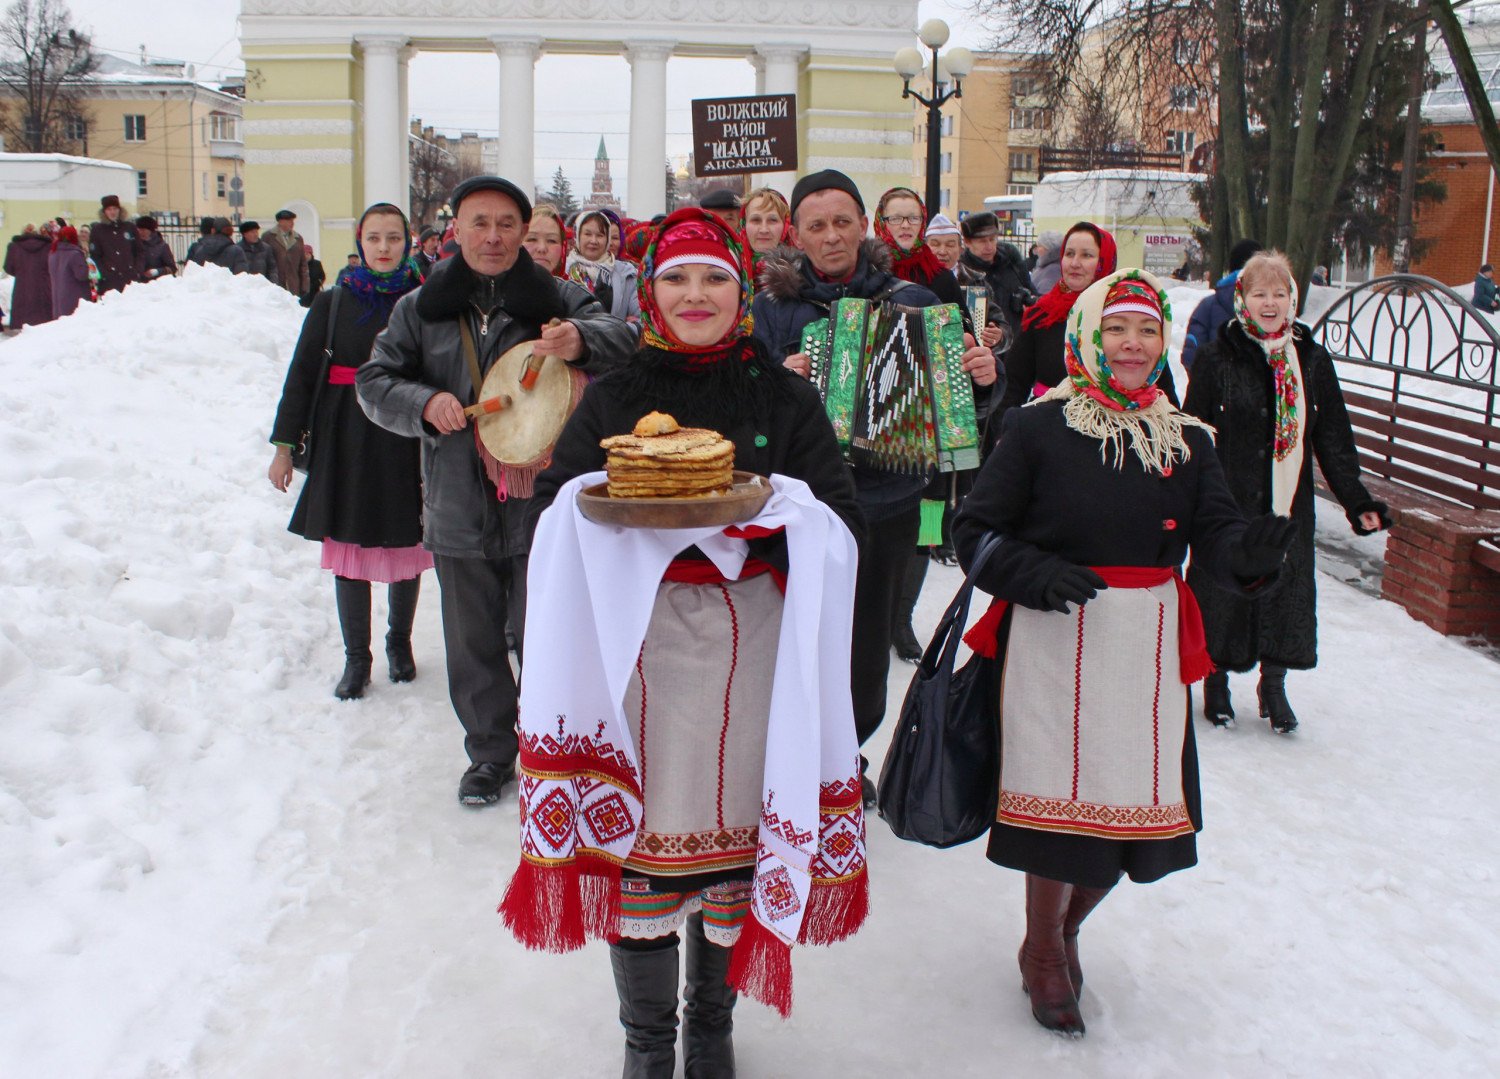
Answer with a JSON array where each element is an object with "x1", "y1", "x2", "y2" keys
[
  {"x1": 189, "y1": 234, "x2": 248, "y2": 274},
  {"x1": 239, "y1": 238, "x2": 280, "y2": 283},
  {"x1": 1030, "y1": 230, "x2": 1064, "y2": 295},
  {"x1": 357, "y1": 248, "x2": 638, "y2": 558}
]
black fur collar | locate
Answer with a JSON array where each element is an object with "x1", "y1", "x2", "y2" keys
[
  {"x1": 756, "y1": 238, "x2": 893, "y2": 302},
  {"x1": 415, "y1": 246, "x2": 567, "y2": 324}
]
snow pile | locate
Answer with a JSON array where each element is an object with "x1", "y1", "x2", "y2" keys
[{"x1": 4, "y1": 267, "x2": 1500, "y2": 1077}]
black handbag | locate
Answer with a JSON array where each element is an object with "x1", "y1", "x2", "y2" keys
[
  {"x1": 877, "y1": 531, "x2": 1005, "y2": 849},
  {"x1": 291, "y1": 289, "x2": 342, "y2": 473}
]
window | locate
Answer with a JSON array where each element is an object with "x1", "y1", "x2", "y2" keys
[
  {"x1": 1173, "y1": 39, "x2": 1201, "y2": 65},
  {"x1": 209, "y1": 113, "x2": 239, "y2": 141},
  {"x1": 1012, "y1": 75, "x2": 1040, "y2": 98},
  {"x1": 940, "y1": 151, "x2": 953, "y2": 173},
  {"x1": 216, "y1": 173, "x2": 227, "y2": 198},
  {"x1": 202, "y1": 172, "x2": 209, "y2": 198},
  {"x1": 1009, "y1": 107, "x2": 1050, "y2": 130},
  {"x1": 1005, "y1": 183, "x2": 1035, "y2": 196},
  {"x1": 1009, "y1": 151, "x2": 1035, "y2": 172},
  {"x1": 940, "y1": 188, "x2": 951, "y2": 209},
  {"x1": 1170, "y1": 86, "x2": 1200, "y2": 111},
  {"x1": 1166, "y1": 130, "x2": 1197, "y2": 155},
  {"x1": 64, "y1": 115, "x2": 87, "y2": 141},
  {"x1": 124, "y1": 114, "x2": 147, "y2": 141},
  {"x1": 136, "y1": 170, "x2": 148, "y2": 196},
  {"x1": 941, "y1": 115, "x2": 954, "y2": 137}
]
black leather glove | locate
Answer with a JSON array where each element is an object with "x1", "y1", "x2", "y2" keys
[
  {"x1": 1039, "y1": 562, "x2": 1108, "y2": 613},
  {"x1": 1350, "y1": 500, "x2": 1391, "y2": 536},
  {"x1": 1231, "y1": 514, "x2": 1298, "y2": 579}
]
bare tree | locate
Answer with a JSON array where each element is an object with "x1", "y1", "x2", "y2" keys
[
  {"x1": 409, "y1": 132, "x2": 458, "y2": 228},
  {"x1": 0, "y1": 0, "x2": 98, "y2": 153},
  {"x1": 970, "y1": 0, "x2": 1428, "y2": 288}
]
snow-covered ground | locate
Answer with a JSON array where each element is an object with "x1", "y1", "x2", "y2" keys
[{"x1": 3, "y1": 271, "x2": 1499, "y2": 1077}]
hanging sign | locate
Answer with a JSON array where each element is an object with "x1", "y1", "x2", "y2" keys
[{"x1": 691, "y1": 94, "x2": 798, "y2": 176}]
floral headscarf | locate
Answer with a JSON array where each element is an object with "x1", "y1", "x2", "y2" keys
[
  {"x1": 1037, "y1": 268, "x2": 1213, "y2": 475},
  {"x1": 1233, "y1": 255, "x2": 1304, "y2": 514},
  {"x1": 636, "y1": 207, "x2": 754, "y2": 359}
]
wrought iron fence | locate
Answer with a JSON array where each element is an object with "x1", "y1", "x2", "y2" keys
[{"x1": 1310, "y1": 274, "x2": 1499, "y2": 510}]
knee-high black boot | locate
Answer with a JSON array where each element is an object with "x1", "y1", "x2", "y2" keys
[
  {"x1": 386, "y1": 577, "x2": 419, "y2": 683},
  {"x1": 682, "y1": 913, "x2": 736, "y2": 1078},
  {"x1": 333, "y1": 576, "x2": 372, "y2": 700},
  {"x1": 609, "y1": 936, "x2": 680, "y2": 1079},
  {"x1": 890, "y1": 550, "x2": 929, "y2": 662},
  {"x1": 1258, "y1": 663, "x2": 1299, "y2": 733}
]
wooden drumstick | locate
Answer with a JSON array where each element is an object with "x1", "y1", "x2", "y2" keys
[
  {"x1": 520, "y1": 318, "x2": 564, "y2": 391},
  {"x1": 463, "y1": 394, "x2": 513, "y2": 419}
]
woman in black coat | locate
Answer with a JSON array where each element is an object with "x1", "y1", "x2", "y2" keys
[
  {"x1": 268, "y1": 203, "x2": 429, "y2": 700},
  {"x1": 952, "y1": 269, "x2": 1294, "y2": 1037},
  {"x1": 1182, "y1": 251, "x2": 1387, "y2": 732}
]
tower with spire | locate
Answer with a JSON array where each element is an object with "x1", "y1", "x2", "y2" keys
[{"x1": 588, "y1": 136, "x2": 620, "y2": 211}]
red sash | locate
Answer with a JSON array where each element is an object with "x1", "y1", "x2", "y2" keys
[
  {"x1": 662, "y1": 526, "x2": 787, "y2": 594},
  {"x1": 327, "y1": 364, "x2": 360, "y2": 385},
  {"x1": 962, "y1": 565, "x2": 1213, "y2": 684}
]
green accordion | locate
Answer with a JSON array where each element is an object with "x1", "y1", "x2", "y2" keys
[{"x1": 800, "y1": 298, "x2": 981, "y2": 473}]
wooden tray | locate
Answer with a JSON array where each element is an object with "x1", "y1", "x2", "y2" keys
[{"x1": 577, "y1": 471, "x2": 772, "y2": 528}]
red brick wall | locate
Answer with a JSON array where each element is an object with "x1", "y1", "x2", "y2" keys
[
  {"x1": 1381, "y1": 505, "x2": 1500, "y2": 640},
  {"x1": 1373, "y1": 123, "x2": 1496, "y2": 289}
]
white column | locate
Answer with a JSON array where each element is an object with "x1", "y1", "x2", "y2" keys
[
  {"x1": 357, "y1": 34, "x2": 407, "y2": 209},
  {"x1": 492, "y1": 36, "x2": 542, "y2": 195},
  {"x1": 753, "y1": 44, "x2": 806, "y2": 196},
  {"x1": 398, "y1": 45, "x2": 413, "y2": 213},
  {"x1": 624, "y1": 40, "x2": 674, "y2": 217},
  {"x1": 750, "y1": 53, "x2": 766, "y2": 96}
]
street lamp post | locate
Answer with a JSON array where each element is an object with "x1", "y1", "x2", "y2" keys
[{"x1": 894, "y1": 20, "x2": 974, "y2": 216}]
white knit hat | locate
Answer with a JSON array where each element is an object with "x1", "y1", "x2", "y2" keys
[{"x1": 926, "y1": 213, "x2": 961, "y2": 238}]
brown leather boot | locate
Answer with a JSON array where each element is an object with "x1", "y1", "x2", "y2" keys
[
  {"x1": 1062, "y1": 884, "x2": 1115, "y2": 997},
  {"x1": 1017, "y1": 874, "x2": 1085, "y2": 1036}
]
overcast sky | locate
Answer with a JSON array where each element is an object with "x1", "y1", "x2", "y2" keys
[{"x1": 62, "y1": 0, "x2": 987, "y2": 203}]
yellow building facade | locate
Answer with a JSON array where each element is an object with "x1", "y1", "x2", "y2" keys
[{"x1": 240, "y1": 0, "x2": 926, "y2": 260}]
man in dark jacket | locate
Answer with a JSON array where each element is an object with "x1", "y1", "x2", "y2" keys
[
  {"x1": 959, "y1": 211, "x2": 1035, "y2": 338},
  {"x1": 1182, "y1": 238, "x2": 1262, "y2": 369},
  {"x1": 135, "y1": 216, "x2": 177, "y2": 281},
  {"x1": 358, "y1": 175, "x2": 638, "y2": 807},
  {"x1": 238, "y1": 221, "x2": 280, "y2": 283},
  {"x1": 751, "y1": 168, "x2": 997, "y2": 803},
  {"x1": 90, "y1": 195, "x2": 143, "y2": 294},
  {"x1": 269, "y1": 209, "x2": 310, "y2": 298},
  {"x1": 414, "y1": 227, "x2": 441, "y2": 279},
  {"x1": 1474, "y1": 264, "x2": 1499, "y2": 312},
  {"x1": 300, "y1": 245, "x2": 325, "y2": 307},
  {"x1": 186, "y1": 218, "x2": 248, "y2": 273},
  {"x1": 184, "y1": 217, "x2": 213, "y2": 265}
]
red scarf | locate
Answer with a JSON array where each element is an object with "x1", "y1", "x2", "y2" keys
[
  {"x1": 873, "y1": 192, "x2": 946, "y2": 286},
  {"x1": 1021, "y1": 223, "x2": 1118, "y2": 331},
  {"x1": 963, "y1": 565, "x2": 1214, "y2": 685}
]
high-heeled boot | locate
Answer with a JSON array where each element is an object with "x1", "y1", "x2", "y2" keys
[
  {"x1": 682, "y1": 912, "x2": 736, "y2": 1078},
  {"x1": 333, "y1": 576, "x2": 372, "y2": 700},
  {"x1": 1258, "y1": 663, "x2": 1299, "y2": 733},
  {"x1": 890, "y1": 550, "x2": 928, "y2": 662},
  {"x1": 1202, "y1": 670, "x2": 1234, "y2": 728},
  {"x1": 1017, "y1": 874, "x2": 1085, "y2": 1036},
  {"x1": 1061, "y1": 883, "x2": 1115, "y2": 997},
  {"x1": 385, "y1": 577, "x2": 419, "y2": 683},
  {"x1": 609, "y1": 936, "x2": 681, "y2": 1079}
]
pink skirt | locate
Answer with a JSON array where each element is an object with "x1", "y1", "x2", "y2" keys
[{"x1": 321, "y1": 539, "x2": 433, "y2": 583}]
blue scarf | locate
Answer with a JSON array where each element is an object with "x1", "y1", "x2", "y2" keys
[{"x1": 342, "y1": 216, "x2": 423, "y2": 323}]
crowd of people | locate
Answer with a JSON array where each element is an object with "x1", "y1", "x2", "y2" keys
[
  {"x1": 0, "y1": 197, "x2": 328, "y2": 331},
  {"x1": 0, "y1": 164, "x2": 1369, "y2": 1075}
]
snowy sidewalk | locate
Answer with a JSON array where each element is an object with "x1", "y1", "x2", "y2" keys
[{"x1": 2, "y1": 270, "x2": 1497, "y2": 1077}]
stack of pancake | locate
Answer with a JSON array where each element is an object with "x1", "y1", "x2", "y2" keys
[{"x1": 601, "y1": 412, "x2": 736, "y2": 499}]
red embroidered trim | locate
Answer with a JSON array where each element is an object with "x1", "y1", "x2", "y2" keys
[
  {"x1": 716, "y1": 583, "x2": 739, "y2": 829},
  {"x1": 1152, "y1": 602, "x2": 1164, "y2": 806},
  {"x1": 1071, "y1": 605, "x2": 1085, "y2": 802},
  {"x1": 636, "y1": 652, "x2": 649, "y2": 828}
]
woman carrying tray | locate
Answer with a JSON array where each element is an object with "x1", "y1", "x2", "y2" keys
[
  {"x1": 951, "y1": 270, "x2": 1296, "y2": 1037},
  {"x1": 512, "y1": 209, "x2": 865, "y2": 1078}
]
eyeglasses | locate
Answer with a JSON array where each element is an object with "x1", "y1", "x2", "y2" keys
[{"x1": 882, "y1": 214, "x2": 923, "y2": 226}]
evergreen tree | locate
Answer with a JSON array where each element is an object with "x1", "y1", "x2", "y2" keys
[{"x1": 545, "y1": 166, "x2": 579, "y2": 216}]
